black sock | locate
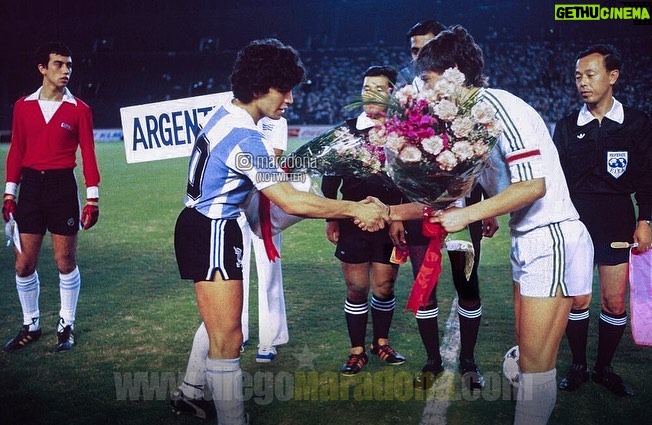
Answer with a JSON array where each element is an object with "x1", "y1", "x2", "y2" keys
[
  {"x1": 416, "y1": 306, "x2": 441, "y2": 365},
  {"x1": 458, "y1": 302, "x2": 481, "y2": 363},
  {"x1": 595, "y1": 310, "x2": 627, "y2": 370},
  {"x1": 371, "y1": 295, "x2": 395, "y2": 346},
  {"x1": 566, "y1": 308, "x2": 590, "y2": 366},
  {"x1": 344, "y1": 298, "x2": 368, "y2": 349}
]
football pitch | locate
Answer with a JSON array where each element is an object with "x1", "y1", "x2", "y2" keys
[{"x1": 0, "y1": 141, "x2": 650, "y2": 424}]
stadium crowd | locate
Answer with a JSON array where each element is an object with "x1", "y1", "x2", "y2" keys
[{"x1": 1, "y1": 38, "x2": 650, "y2": 131}]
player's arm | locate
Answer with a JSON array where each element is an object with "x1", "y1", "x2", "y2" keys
[
  {"x1": 430, "y1": 178, "x2": 545, "y2": 233},
  {"x1": 77, "y1": 104, "x2": 101, "y2": 229},
  {"x1": 3, "y1": 103, "x2": 27, "y2": 222},
  {"x1": 261, "y1": 181, "x2": 388, "y2": 231}
]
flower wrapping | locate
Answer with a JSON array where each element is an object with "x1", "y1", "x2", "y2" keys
[
  {"x1": 287, "y1": 123, "x2": 385, "y2": 178},
  {"x1": 366, "y1": 68, "x2": 503, "y2": 312},
  {"x1": 630, "y1": 248, "x2": 652, "y2": 346}
]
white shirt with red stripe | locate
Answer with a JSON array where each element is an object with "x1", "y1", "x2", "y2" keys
[{"x1": 478, "y1": 88, "x2": 579, "y2": 233}]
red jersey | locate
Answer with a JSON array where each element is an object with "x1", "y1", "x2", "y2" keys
[{"x1": 5, "y1": 88, "x2": 100, "y2": 190}]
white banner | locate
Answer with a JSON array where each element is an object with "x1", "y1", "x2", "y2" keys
[{"x1": 119, "y1": 91, "x2": 232, "y2": 163}]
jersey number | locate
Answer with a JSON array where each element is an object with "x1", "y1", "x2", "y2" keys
[{"x1": 187, "y1": 135, "x2": 210, "y2": 200}]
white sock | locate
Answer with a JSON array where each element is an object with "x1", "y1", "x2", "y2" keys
[
  {"x1": 180, "y1": 322, "x2": 209, "y2": 399},
  {"x1": 16, "y1": 272, "x2": 40, "y2": 330},
  {"x1": 205, "y1": 357, "x2": 245, "y2": 425},
  {"x1": 514, "y1": 369, "x2": 557, "y2": 425},
  {"x1": 59, "y1": 266, "x2": 81, "y2": 328}
]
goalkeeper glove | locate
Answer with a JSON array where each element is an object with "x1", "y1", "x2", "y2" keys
[
  {"x1": 3, "y1": 195, "x2": 16, "y2": 223},
  {"x1": 81, "y1": 198, "x2": 99, "y2": 230}
]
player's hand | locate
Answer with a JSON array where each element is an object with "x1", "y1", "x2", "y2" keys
[
  {"x1": 428, "y1": 206, "x2": 469, "y2": 233},
  {"x1": 389, "y1": 220, "x2": 407, "y2": 248},
  {"x1": 2, "y1": 195, "x2": 16, "y2": 222},
  {"x1": 325, "y1": 220, "x2": 340, "y2": 244},
  {"x1": 354, "y1": 197, "x2": 388, "y2": 232},
  {"x1": 482, "y1": 216, "x2": 500, "y2": 238},
  {"x1": 81, "y1": 198, "x2": 99, "y2": 230}
]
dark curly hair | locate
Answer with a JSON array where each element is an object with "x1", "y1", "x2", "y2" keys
[
  {"x1": 415, "y1": 25, "x2": 487, "y2": 87},
  {"x1": 34, "y1": 42, "x2": 72, "y2": 68},
  {"x1": 230, "y1": 38, "x2": 307, "y2": 103}
]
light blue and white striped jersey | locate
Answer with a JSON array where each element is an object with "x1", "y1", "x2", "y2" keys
[
  {"x1": 478, "y1": 88, "x2": 579, "y2": 233},
  {"x1": 184, "y1": 101, "x2": 285, "y2": 219}
]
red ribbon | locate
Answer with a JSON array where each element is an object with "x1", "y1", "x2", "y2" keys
[
  {"x1": 258, "y1": 193, "x2": 280, "y2": 262},
  {"x1": 406, "y1": 207, "x2": 448, "y2": 314}
]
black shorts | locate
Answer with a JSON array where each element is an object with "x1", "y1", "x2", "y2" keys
[
  {"x1": 174, "y1": 208, "x2": 244, "y2": 281},
  {"x1": 403, "y1": 219, "x2": 429, "y2": 246},
  {"x1": 573, "y1": 193, "x2": 635, "y2": 265},
  {"x1": 15, "y1": 168, "x2": 80, "y2": 236},
  {"x1": 334, "y1": 219, "x2": 394, "y2": 264}
]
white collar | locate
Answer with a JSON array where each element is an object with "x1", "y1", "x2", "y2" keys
[
  {"x1": 224, "y1": 99, "x2": 257, "y2": 127},
  {"x1": 356, "y1": 111, "x2": 376, "y2": 130},
  {"x1": 577, "y1": 97, "x2": 624, "y2": 126},
  {"x1": 25, "y1": 87, "x2": 77, "y2": 105}
]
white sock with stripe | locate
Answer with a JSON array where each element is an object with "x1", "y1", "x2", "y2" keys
[
  {"x1": 16, "y1": 272, "x2": 40, "y2": 331},
  {"x1": 206, "y1": 357, "x2": 245, "y2": 425},
  {"x1": 59, "y1": 266, "x2": 81, "y2": 329}
]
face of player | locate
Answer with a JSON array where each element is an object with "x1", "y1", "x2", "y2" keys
[
  {"x1": 361, "y1": 75, "x2": 391, "y2": 118},
  {"x1": 39, "y1": 53, "x2": 72, "y2": 89},
  {"x1": 253, "y1": 88, "x2": 294, "y2": 121},
  {"x1": 575, "y1": 52, "x2": 619, "y2": 108},
  {"x1": 418, "y1": 70, "x2": 442, "y2": 90},
  {"x1": 410, "y1": 33, "x2": 436, "y2": 61}
]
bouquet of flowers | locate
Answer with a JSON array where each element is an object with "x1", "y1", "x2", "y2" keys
[
  {"x1": 356, "y1": 68, "x2": 504, "y2": 312},
  {"x1": 380, "y1": 68, "x2": 503, "y2": 208},
  {"x1": 285, "y1": 123, "x2": 384, "y2": 178}
]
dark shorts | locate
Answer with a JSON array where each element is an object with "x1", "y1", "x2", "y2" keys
[
  {"x1": 334, "y1": 219, "x2": 394, "y2": 264},
  {"x1": 15, "y1": 168, "x2": 80, "y2": 236},
  {"x1": 174, "y1": 208, "x2": 244, "y2": 281},
  {"x1": 403, "y1": 219, "x2": 429, "y2": 246},
  {"x1": 573, "y1": 193, "x2": 635, "y2": 265}
]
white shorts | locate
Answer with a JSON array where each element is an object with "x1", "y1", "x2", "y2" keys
[{"x1": 511, "y1": 220, "x2": 593, "y2": 298}]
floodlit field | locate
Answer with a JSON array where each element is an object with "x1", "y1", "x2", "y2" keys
[{"x1": 0, "y1": 141, "x2": 649, "y2": 424}]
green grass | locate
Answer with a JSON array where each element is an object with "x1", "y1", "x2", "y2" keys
[{"x1": 0, "y1": 141, "x2": 650, "y2": 424}]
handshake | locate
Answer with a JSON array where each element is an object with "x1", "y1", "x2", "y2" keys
[{"x1": 352, "y1": 196, "x2": 393, "y2": 232}]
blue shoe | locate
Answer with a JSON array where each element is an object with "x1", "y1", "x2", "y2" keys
[{"x1": 256, "y1": 345, "x2": 277, "y2": 363}]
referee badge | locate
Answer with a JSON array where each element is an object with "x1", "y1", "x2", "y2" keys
[{"x1": 606, "y1": 151, "x2": 627, "y2": 178}]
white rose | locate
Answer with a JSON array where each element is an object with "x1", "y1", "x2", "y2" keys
[
  {"x1": 442, "y1": 68, "x2": 466, "y2": 85},
  {"x1": 385, "y1": 132, "x2": 406, "y2": 153},
  {"x1": 421, "y1": 136, "x2": 445, "y2": 156},
  {"x1": 398, "y1": 145, "x2": 422, "y2": 163},
  {"x1": 471, "y1": 101, "x2": 497, "y2": 124},
  {"x1": 451, "y1": 140, "x2": 474, "y2": 161},
  {"x1": 436, "y1": 150, "x2": 458, "y2": 171},
  {"x1": 451, "y1": 116, "x2": 474, "y2": 138},
  {"x1": 433, "y1": 99, "x2": 458, "y2": 121}
]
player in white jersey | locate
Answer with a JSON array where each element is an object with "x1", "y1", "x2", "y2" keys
[
  {"x1": 173, "y1": 38, "x2": 388, "y2": 425},
  {"x1": 240, "y1": 116, "x2": 289, "y2": 362},
  {"x1": 389, "y1": 26, "x2": 593, "y2": 424}
]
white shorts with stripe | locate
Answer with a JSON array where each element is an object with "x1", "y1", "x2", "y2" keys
[{"x1": 510, "y1": 220, "x2": 593, "y2": 298}]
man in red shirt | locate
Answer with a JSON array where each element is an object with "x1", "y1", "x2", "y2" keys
[{"x1": 2, "y1": 42, "x2": 100, "y2": 352}]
